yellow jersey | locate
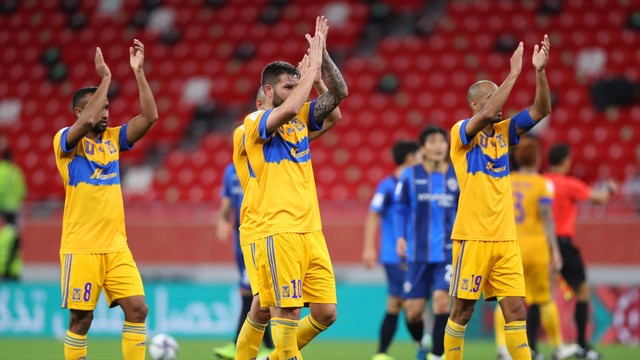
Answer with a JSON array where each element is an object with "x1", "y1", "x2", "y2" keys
[
  {"x1": 232, "y1": 125, "x2": 260, "y2": 244},
  {"x1": 243, "y1": 100, "x2": 323, "y2": 238},
  {"x1": 450, "y1": 111, "x2": 530, "y2": 241},
  {"x1": 511, "y1": 171, "x2": 554, "y2": 258},
  {"x1": 53, "y1": 125, "x2": 132, "y2": 253}
]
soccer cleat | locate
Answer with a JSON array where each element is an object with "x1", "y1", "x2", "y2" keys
[
  {"x1": 372, "y1": 353, "x2": 395, "y2": 360},
  {"x1": 576, "y1": 346, "x2": 603, "y2": 360},
  {"x1": 212, "y1": 342, "x2": 236, "y2": 360},
  {"x1": 552, "y1": 344, "x2": 580, "y2": 360}
]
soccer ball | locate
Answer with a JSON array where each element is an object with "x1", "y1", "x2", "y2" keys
[{"x1": 148, "y1": 333, "x2": 179, "y2": 360}]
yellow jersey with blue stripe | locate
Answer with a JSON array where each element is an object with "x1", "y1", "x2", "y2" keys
[
  {"x1": 450, "y1": 110, "x2": 533, "y2": 241},
  {"x1": 512, "y1": 172, "x2": 554, "y2": 256},
  {"x1": 243, "y1": 100, "x2": 323, "y2": 238},
  {"x1": 54, "y1": 125, "x2": 132, "y2": 253},
  {"x1": 232, "y1": 125, "x2": 260, "y2": 244}
]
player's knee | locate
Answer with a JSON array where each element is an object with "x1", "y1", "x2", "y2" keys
[
  {"x1": 404, "y1": 305, "x2": 422, "y2": 323},
  {"x1": 501, "y1": 300, "x2": 527, "y2": 322},
  {"x1": 432, "y1": 292, "x2": 451, "y2": 314},
  {"x1": 69, "y1": 311, "x2": 94, "y2": 334},
  {"x1": 450, "y1": 301, "x2": 474, "y2": 325},
  {"x1": 252, "y1": 306, "x2": 271, "y2": 324},
  {"x1": 311, "y1": 305, "x2": 337, "y2": 327},
  {"x1": 386, "y1": 296, "x2": 402, "y2": 314},
  {"x1": 125, "y1": 301, "x2": 149, "y2": 322}
]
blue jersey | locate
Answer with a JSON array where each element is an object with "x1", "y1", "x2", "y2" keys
[
  {"x1": 221, "y1": 163, "x2": 243, "y2": 253},
  {"x1": 370, "y1": 175, "x2": 400, "y2": 264},
  {"x1": 394, "y1": 164, "x2": 459, "y2": 263}
]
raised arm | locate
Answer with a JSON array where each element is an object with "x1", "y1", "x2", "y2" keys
[
  {"x1": 216, "y1": 197, "x2": 233, "y2": 243},
  {"x1": 65, "y1": 48, "x2": 111, "y2": 149},
  {"x1": 263, "y1": 18, "x2": 325, "y2": 134},
  {"x1": 309, "y1": 77, "x2": 342, "y2": 141},
  {"x1": 126, "y1": 39, "x2": 159, "y2": 146},
  {"x1": 464, "y1": 42, "x2": 523, "y2": 140},
  {"x1": 312, "y1": 49, "x2": 348, "y2": 124},
  {"x1": 520, "y1": 34, "x2": 552, "y2": 135}
]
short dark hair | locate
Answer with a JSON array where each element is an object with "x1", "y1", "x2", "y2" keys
[
  {"x1": 72, "y1": 86, "x2": 98, "y2": 112},
  {"x1": 548, "y1": 143, "x2": 571, "y2": 166},
  {"x1": 260, "y1": 61, "x2": 299, "y2": 88},
  {"x1": 392, "y1": 141, "x2": 420, "y2": 166},
  {"x1": 514, "y1": 136, "x2": 540, "y2": 168},
  {"x1": 419, "y1": 125, "x2": 448, "y2": 145}
]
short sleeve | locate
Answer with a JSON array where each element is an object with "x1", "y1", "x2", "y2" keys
[
  {"x1": 57, "y1": 127, "x2": 73, "y2": 154},
  {"x1": 507, "y1": 109, "x2": 533, "y2": 145},
  {"x1": 257, "y1": 109, "x2": 274, "y2": 140},
  {"x1": 119, "y1": 124, "x2": 133, "y2": 151},
  {"x1": 450, "y1": 119, "x2": 471, "y2": 151},
  {"x1": 244, "y1": 110, "x2": 268, "y2": 144},
  {"x1": 539, "y1": 178, "x2": 554, "y2": 204},
  {"x1": 369, "y1": 180, "x2": 388, "y2": 213},
  {"x1": 570, "y1": 177, "x2": 592, "y2": 201}
]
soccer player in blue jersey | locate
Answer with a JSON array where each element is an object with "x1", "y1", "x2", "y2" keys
[
  {"x1": 395, "y1": 126, "x2": 459, "y2": 360},
  {"x1": 53, "y1": 41, "x2": 157, "y2": 360},
  {"x1": 445, "y1": 35, "x2": 551, "y2": 360},
  {"x1": 363, "y1": 140, "x2": 420, "y2": 360}
]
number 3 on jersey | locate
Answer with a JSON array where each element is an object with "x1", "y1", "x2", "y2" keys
[{"x1": 513, "y1": 191, "x2": 525, "y2": 224}]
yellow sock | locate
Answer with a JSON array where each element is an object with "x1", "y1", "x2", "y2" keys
[
  {"x1": 64, "y1": 330, "x2": 87, "y2": 360},
  {"x1": 235, "y1": 315, "x2": 267, "y2": 360},
  {"x1": 271, "y1": 317, "x2": 300, "y2": 360},
  {"x1": 541, "y1": 302, "x2": 563, "y2": 347},
  {"x1": 494, "y1": 305, "x2": 507, "y2": 349},
  {"x1": 268, "y1": 314, "x2": 325, "y2": 360},
  {"x1": 122, "y1": 321, "x2": 146, "y2": 360},
  {"x1": 505, "y1": 321, "x2": 532, "y2": 360},
  {"x1": 444, "y1": 319, "x2": 466, "y2": 360}
]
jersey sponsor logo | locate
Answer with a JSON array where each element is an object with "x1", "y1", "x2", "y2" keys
[
  {"x1": 486, "y1": 162, "x2": 507, "y2": 174},
  {"x1": 290, "y1": 147, "x2": 310, "y2": 159},
  {"x1": 90, "y1": 168, "x2": 118, "y2": 180},
  {"x1": 416, "y1": 192, "x2": 456, "y2": 207}
]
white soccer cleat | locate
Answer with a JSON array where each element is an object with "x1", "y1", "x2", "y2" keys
[{"x1": 552, "y1": 343, "x2": 580, "y2": 360}]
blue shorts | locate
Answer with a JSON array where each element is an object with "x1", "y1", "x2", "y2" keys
[
  {"x1": 403, "y1": 261, "x2": 451, "y2": 300},
  {"x1": 383, "y1": 263, "x2": 406, "y2": 297},
  {"x1": 235, "y1": 250, "x2": 251, "y2": 291}
]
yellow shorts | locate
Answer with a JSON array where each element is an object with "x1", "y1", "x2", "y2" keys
[
  {"x1": 522, "y1": 259, "x2": 551, "y2": 304},
  {"x1": 241, "y1": 241, "x2": 259, "y2": 295},
  {"x1": 257, "y1": 231, "x2": 337, "y2": 308},
  {"x1": 449, "y1": 240, "x2": 525, "y2": 300},
  {"x1": 60, "y1": 249, "x2": 144, "y2": 310}
]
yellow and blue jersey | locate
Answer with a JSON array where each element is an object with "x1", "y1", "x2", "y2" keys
[
  {"x1": 243, "y1": 100, "x2": 323, "y2": 238},
  {"x1": 232, "y1": 125, "x2": 260, "y2": 245},
  {"x1": 450, "y1": 110, "x2": 534, "y2": 241},
  {"x1": 221, "y1": 163, "x2": 243, "y2": 252},
  {"x1": 394, "y1": 164, "x2": 459, "y2": 263},
  {"x1": 53, "y1": 125, "x2": 132, "y2": 253},
  {"x1": 370, "y1": 175, "x2": 401, "y2": 264},
  {"x1": 512, "y1": 171, "x2": 554, "y2": 257}
]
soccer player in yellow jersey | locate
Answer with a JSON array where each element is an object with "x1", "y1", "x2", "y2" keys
[
  {"x1": 242, "y1": 16, "x2": 347, "y2": 360},
  {"x1": 445, "y1": 34, "x2": 551, "y2": 360},
  {"x1": 494, "y1": 136, "x2": 579, "y2": 360},
  {"x1": 53, "y1": 41, "x2": 157, "y2": 360},
  {"x1": 234, "y1": 81, "x2": 340, "y2": 360}
]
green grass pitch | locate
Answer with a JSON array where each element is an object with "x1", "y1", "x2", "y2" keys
[{"x1": 0, "y1": 339, "x2": 637, "y2": 360}]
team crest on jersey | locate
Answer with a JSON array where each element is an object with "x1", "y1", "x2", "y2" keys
[
  {"x1": 282, "y1": 285, "x2": 291, "y2": 299},
  {"x1": 447, "y1": 178, "x2": 459, "y2": 192},
  {"x1": 72, "y1": 288, "x2": 82, "y2": 301},
  {"x1": 461, "y1": 279, "x2": 469, "y2": 291}
]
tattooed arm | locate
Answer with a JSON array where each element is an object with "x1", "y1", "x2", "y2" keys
[{"x1": 313, "y1": 50, "x2": 348, "y2": 123}]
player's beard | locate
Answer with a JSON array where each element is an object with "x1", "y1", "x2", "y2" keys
[
  {"x1": 92, "y1": 120, "x2": 108, "y2": 134},
  {"x1": 272, "y1": 92, "x2": 285, "y2": 107}
]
